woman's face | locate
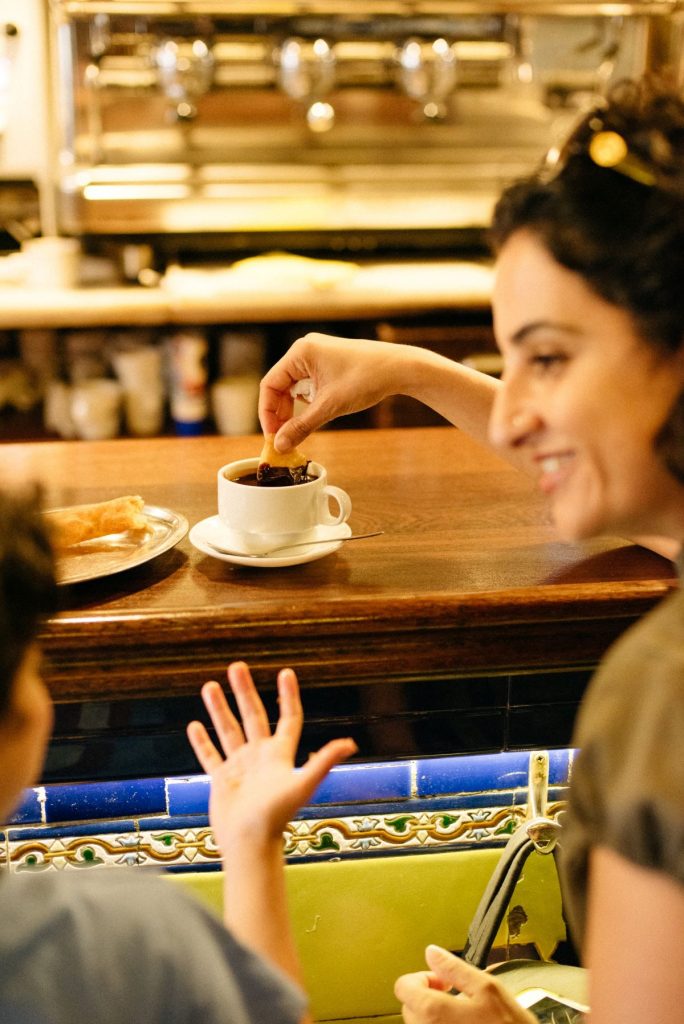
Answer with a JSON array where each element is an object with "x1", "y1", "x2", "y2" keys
[{"x1": 490, "y1": 229, "x2": 684, "y2": 543}]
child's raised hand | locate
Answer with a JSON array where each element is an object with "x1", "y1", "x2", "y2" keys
[{"x1": 187, "y1": 661, "x2": 357, "y2": 854}]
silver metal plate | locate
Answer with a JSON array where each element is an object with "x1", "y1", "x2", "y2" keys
[{"x1": 55, "y1": 504, "x2": 189, "y2": 586}]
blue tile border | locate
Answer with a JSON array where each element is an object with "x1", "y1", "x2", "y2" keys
[
  {"x1": 165, "y1": 760, "x2": 416, "y2": 817},
  {"x1": 166, "y1": 776, "x2": 210, "y2": 817},
  {"x1": 2, "y1": 749, "x2": 574, "y2": 874},
  {"x1": 138, "y1": 814, "x2": 211, "y2": 832},
  {"x1": 164, "y1": 862, "x2": 221, "y2": 875},
  {"x1": 311, "y1": 760, "x2": 413, "y2": 805},
  {"x1": 7, "y1": 819, "x2": 138, "y2": 843},
  {"x1": 294, "y1": 787, "x2": 560, "y2": 821},
  {"x1": 416, "y1": 749, "x2": 572, "y2": 797},
  {"x1": 43, "y1": 777, "x2": 167, "y2": 824},
  {"x1": 4, "y1": 750, "x2": 575, "y2": 830},
  {"x1": 8, "y1": 787, "x2": 45, "y2": 825}
]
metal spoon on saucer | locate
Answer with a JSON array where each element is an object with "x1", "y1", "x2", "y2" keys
[{"x1": 207, "y1": 531, "x2": 384, "y2": 558}]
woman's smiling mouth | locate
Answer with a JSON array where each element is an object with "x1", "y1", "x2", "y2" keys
[{"x1": 536, "y1": 452, "x2": 574, "y2": 493}]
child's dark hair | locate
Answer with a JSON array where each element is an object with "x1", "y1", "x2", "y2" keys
[
  {"x1": 490, "y1": 78, "x2": 684, "y2": 480},
  {"x1": 0, "y1": 488, "x2": 57, "y2": 716}
]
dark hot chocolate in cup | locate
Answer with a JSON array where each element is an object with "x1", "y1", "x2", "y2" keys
[
  {"x1": 232, "y1": 465, "x2": 317, "y2": 488},
  {"x1": 217, "y1": 457, "x2": 352, "y2": 554}
]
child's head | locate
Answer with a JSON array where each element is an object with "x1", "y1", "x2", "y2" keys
[{"x1": 0, "y1": 487, "x2": 57, "y2": 717}]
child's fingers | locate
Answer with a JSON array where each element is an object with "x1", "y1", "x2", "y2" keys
[
  {"x1": 201, "y1": 680, "x2": 245, "y2": 754},
  {"x1": 227, "y1": 662, "x2": 272, "y2": 741},
  {"x1": 186, "y1": 720, "x2": 223, "y2": 774},
  {"x1": 274, "y1": 668, "x2": 304, "y2": 748},
  {"x1": 297, "y1": 738, "x2": 357, "y2": 803}
]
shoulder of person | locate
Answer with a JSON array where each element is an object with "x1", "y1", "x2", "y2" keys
[
  {"x1": 572, "y1": 586, "x2": 684, "y2": 747},
  {"x1": 1, "y1": 869, "x2": 215, "y2": 939},
  {"x1": 594, "y1": 584, "x2": 684, "y2": 689},
  {"x1": 0, "y1": 871, "x2": 306, "y2": 1024}
]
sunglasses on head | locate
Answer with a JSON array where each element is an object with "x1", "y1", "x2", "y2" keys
[{"x1": 540, "y1": 104, "x2": 680, "y2": 193}]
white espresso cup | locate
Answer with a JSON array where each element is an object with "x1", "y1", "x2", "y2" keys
[{"x1": 217, "y1": 457, "x2": 352, "y2": 554}]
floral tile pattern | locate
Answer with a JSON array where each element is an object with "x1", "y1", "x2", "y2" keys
[{"x1": 1, "y1": 750, "x2": 573, "y2": 874}]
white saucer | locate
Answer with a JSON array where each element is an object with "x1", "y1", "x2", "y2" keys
[{"x1": 189, "y1": 517, "x2": 352, "y2": 568}]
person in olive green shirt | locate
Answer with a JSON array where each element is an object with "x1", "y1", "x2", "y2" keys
[{"x1": 259, "y1": 78, "x2": 684, "y2": 1024}]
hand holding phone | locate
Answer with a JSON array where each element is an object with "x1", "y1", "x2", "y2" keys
[{"x1": 516, "y1": 987, "x2": 588, "y2": 1023}]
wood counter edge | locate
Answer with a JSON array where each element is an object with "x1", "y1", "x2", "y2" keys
[
  {"x1": 45, "y1": 576, "x2": 674, "y2": 637},
  {"x1": 40, "y1": 577, "x2": 674, "y2": 702}
]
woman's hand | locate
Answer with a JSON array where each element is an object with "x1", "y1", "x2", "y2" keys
[
  {"x1": 395, "y1": 946, "x2": 536, "y2": 1024},
  {"x1": 259, "y1": 333, "x2": 404, "y2": 451},
  {"x1": 259, "y1": 332, "x2": 503, "y2": 460},
  {"x1": 187, "y1": 661, "x2": 357, "y2": 854}
]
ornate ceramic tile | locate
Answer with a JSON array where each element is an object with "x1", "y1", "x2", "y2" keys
[
  {"x1": 4, "y1": 800, "x2": 567, "y2": 873},
  {"x1": 8, "y1": 829, "x2": 141, "y2": 872},
  {"x1": 2, "y1": 750, "x2": 572, "y2": 873}
]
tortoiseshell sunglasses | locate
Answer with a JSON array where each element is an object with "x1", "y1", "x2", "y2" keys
[{"x1": 539, "y1": 103, "x2": 681, "y2": 194}]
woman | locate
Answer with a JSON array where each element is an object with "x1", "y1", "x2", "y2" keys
[{"x1": 259, "y1": 80, "x2": 684, "y2": 1023}]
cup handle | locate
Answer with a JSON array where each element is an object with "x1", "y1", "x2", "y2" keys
[{"x1": 319, "y1": 485, "x2": 352, "y2": 526}]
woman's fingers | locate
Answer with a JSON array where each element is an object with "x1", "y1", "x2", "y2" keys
[
  {"x1": 424, "y1": 946, "x2": 505, "y2": 1001},
  {"x1": 394, "y1": 971, "x2": 438, "y2": 1004},
  {"x1": 400, "y1": 947, "x2": 536, "y2": 1024},
  {"x1": 395, "y1": 971, "x2": 459, "y2": 1023},
  {"x1": 259, "y1": 381, "x2": 295, "y2": 436},
  {"x1": 197, "y1": 665, "x2": 309, "y2": 758},
  {"x1": 258, "y1": 342, "x2": 314, "y2": 436},
  {"x1": 394, "y1": 971, "x2": 431, "y2": 997},
  {"x1": 424, "y1": 947, "x2": 483, "y2": 996},
  {"x1": 273, "y1": 412, "x2": 316, "y2": 453},
  {"x1": 227, "y1": 661, "x2": 272, "y2": 741}
]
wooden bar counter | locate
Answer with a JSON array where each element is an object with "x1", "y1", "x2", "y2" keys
[{"x1": 1, "y1": 427, "x2": 676, "y2": 771}]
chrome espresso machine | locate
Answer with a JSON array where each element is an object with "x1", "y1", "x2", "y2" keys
[{"x1": 47, "y1": 0, "x2": 684, "y2": 256}]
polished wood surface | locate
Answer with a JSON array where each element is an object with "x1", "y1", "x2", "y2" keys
[{"x1": 1, "y1": 428, "x2": 675, "y2": 704}]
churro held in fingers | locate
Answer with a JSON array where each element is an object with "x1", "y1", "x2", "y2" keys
[{"x1": 257, "y1": 434, "x2": 310, "y2": 485}]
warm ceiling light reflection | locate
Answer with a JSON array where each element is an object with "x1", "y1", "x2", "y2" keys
[
  {"x1": 83, "y1": 165, "x2": 191, "y2": 184},
  {"x1": 83, "y1": 184, "x2": 191, "y2": 200}
]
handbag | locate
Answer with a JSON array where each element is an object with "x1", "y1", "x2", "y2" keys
[{"x1": 460, "y1": 752, "x2": 588, "y2": 1020}]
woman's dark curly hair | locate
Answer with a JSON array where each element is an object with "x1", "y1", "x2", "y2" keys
[
  {"x1": 0, "y1": 488, "x2": 57, "y2": 717},
  {"x1": 489, "y1": 78, "x2": 684, "y2": 481}
]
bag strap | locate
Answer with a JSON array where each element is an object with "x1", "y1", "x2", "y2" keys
[
  {"x1": 462, "y1": 816, "x2": 561, "y2": 968},
  {"x1": 460, "y1": 734, "x2": 563, "y2": 970}
]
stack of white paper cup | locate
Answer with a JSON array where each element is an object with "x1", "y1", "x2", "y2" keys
[
  {"x1": 21, "y1": 237, "x2": 81, "y2": 289},
  {"x1": 70, "y1": 379, "x2": 122, "y2": 440},
  {"x1": 211, "y1": 375, "x2": 260, "y2": 435},
  {"x1": 111, "y1": 343, "x2": 165, "y2": 436}
]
